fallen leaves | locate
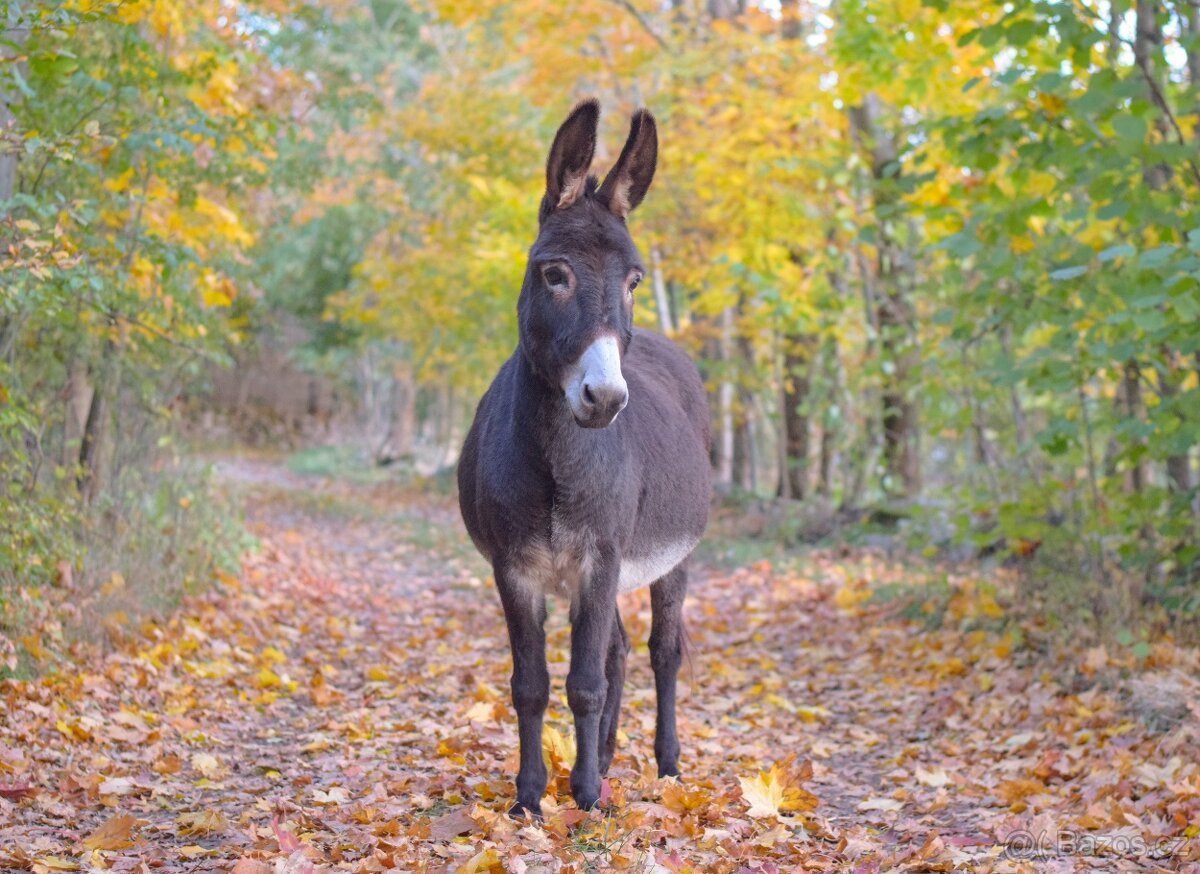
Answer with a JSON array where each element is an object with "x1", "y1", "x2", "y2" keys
[{"x1": 1, "y1": 459, "x2": 1197, "y2": 873}]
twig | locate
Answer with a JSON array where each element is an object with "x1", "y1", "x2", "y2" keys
[{"x1": 605, "y1": 0, "x2": 674, "y2": 54}]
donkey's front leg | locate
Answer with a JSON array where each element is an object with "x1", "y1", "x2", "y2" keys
[
  {"x1": 496, "y1": 566, "x2": 550, "y2": 818},
  {"x1": 566, "y1": 546, "x2": 619, "y2": 810}
]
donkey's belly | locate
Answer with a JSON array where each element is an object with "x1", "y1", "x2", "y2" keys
[
  {"x1": 618, "y1": 539, "x2": 696, "y2": 592},
  {"x1": 513, "y1": 536, "x2": 695, "y2": 601}
]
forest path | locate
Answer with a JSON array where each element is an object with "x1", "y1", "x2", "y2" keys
[{"x1": 1, "y1": 457, "x2": 1197, "y2": 873}]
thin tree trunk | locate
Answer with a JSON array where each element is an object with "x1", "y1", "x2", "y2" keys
[
  {"x1": 817, "y1": 339, "x2": 838, "y2": 499},
  {"x1": 733, "y1": 320, "x2": 758, "y2": 493},
  {"x1": 1122, "y1": 359, "x2": 1146, "y2": 493},
  {"x1": 78, "y1": 337, "x2": 117, "y2": 504},
  {"x1": 780, "y1": 331, "x2": 814, "y2": 499},
  {"x1": 1186, "y1": 0, "x2": 1200, "y2": 140},
  {"x1": 717, "y1": 306, "x2": 734, "y2": 486},
  {"x1": 1160, "y1": 352, "x2": 1191, "y2": 493},
  {"x1": 849, "y1": 93, "x2": 920, "y2": 498},
  {"x1": 650, "y1": 246, "x2": 674, "y2": 334}
]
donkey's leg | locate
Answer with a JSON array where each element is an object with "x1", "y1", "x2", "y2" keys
[
  {"x1": 566, "y1": 549, "x2": 618, "y2": 810},
  {"x1": 597, "y1": 609, "x2": 629, "y2": 777},
  {"x1": 496, "y1": 568, "x2": 550, "y2": 818},
  {"x1": 649, "y1": 563, "x2": 688, "y2": 778}
]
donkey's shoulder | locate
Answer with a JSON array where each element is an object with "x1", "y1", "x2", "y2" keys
[{"x1": 626, "y1": 328, "x2": 710, "y2": 450}]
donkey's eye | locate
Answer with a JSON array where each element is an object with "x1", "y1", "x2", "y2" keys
[
  {"x1": 542, "y1": 264, "x2": 572, "y2": 294},
  {"x1": 626, "y1": 271, "x2": 643, "y2": 297}
]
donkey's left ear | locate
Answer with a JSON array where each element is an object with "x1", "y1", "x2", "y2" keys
[{"x1": 596, "y1": 109, "x2": 657, "y2": 220}]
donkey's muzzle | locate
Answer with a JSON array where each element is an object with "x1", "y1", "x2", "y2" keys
[
  {"x1": 577, "y1": 380, "x2": 628, "y2": 428},
  {"x1": 563, "y1": 335, "x2": 628, "y2": 428}
]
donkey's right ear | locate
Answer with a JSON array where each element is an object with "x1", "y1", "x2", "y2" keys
[{"x1": 540, "y1": 99, "x2": 600, "y2": 221}]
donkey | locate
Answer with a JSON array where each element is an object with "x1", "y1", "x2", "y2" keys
[{"x1": 458, "y1": 100, "x2": 711, "y2": 816}]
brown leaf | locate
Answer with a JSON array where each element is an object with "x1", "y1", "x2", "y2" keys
[
  {"x1": 230, "y1": 860, "x2": 272, "y2": 874},
  {"x1": 997, "y1": 778, "x2": 1046, "y2": 804},
  {"x1": 429, "y1": 807, "x2": 475, "y2": 840},
  {"x1": 83, "y1": 813, "x2": 137, "y2": 850}
]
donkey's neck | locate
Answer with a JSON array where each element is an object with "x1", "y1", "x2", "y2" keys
[{"x1": 512, "y1": 346, "x2": 624, "y2": 485}]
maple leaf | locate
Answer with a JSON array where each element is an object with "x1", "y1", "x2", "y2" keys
[
  {"x1": 190, "y1": 752, "x2": 222, "y2": 779},
  {"x1": 738, "y1": 761, "x2": 818, "y2": 819},
  {"x1": 661, "y1": 780, "x2": 708, "y2": 814},
  {"x1": 541, "y1": 724, "x2": 575, "y2": 776}
]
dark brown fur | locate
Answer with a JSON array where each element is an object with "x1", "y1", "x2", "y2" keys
[{"x1": 457, "y1": 100, "x2": 710, "y2": 815}]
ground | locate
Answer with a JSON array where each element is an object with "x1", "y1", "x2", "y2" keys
[{"x1": 1, "y1": 458, "x2": 1199, "y2": 873}]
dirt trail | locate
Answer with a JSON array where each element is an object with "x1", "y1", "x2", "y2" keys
[{"x1": 1, "y1": 458, "x2": 1197, "y2": 873}]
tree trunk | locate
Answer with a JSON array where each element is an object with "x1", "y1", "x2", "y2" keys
[
  {"x1": 0, "y1": 11, "x2": 22, "y2": 212},
  {"x1": 733, "y1": 322, "x2": 758, "y2": 493},
  {"x1": 650, "y1": 246, "x2": 674, "y2": 333},
  {"x1": 716, "y1": 306, "x2": 734, "y2": 486},
  {"x1": 849, "y1": 93, "x2": 920, "y2": 498},
  {"x1": 78, "y1": 338, "x2": 118, "y2": 504},
  {"x1": 1122, "y1": 359, "x2": 1146, "y2": 493},
  {"x1": 1161, "y1": 352, "x2": 1192, "y2": 494},
  {"x1": 817, "y1": 339, "x2": 838, "y2": 499},
  {"x1": 780, "y1": 331, "x2": 814, "y2": 499}
]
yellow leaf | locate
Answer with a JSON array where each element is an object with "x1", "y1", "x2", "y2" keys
[
  {"x1": 661, "y1": 780, "x2": 708, "y2": 814},
  {"x1": 857, "y1": 796, "x2": 905, "y2": 812},
  {"x1": 738, "y1": 762, "x2": 818, "y2": 819},
  {"x1": 541, "y1": 724, "x2": 575, "y2": 775},
  {"x1": 33, "y1": 858, "x2": 79, "y2": 872},
  {"x1": 915, "y1": 766, "x2": 950, "y2": 788},
  {"x1": 260, "y1": 646, "x2": 286, "y2": 665},
  {"x1": 256, "y1": 667, "x2": 283, "y2": 688},
  {"x1": 833, "y1": 584, "x2": 871, "y2": 611},
  {"x1": 740, "y1": 768, "x2": 786, "y2": 818},
  {"x1": 457, "y1": 848, "x2": 503, "y2": 874},
  {"x1": 176, "y1": 845, "x2": 219, "y2": 859},
  {"x1": 177, "y1": 809, "x2": 228, "y2": 836},
  {"x1": 190, "y1": 752, "x2": 222, "y2": 779},
  {"x1": 464, "y1": 700, "x2": 494, "y2": 722}
]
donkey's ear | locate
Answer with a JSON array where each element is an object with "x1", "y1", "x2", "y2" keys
[
  {"x1": 596, "y1": 109, "x2": 657, "y2": 220},
  {"x1": 541, "y1": 99, "x2": 600, "y2": 220}
]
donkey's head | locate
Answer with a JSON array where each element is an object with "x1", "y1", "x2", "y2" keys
[{"x1": 517, "y1": 99, "x2": 657, "y2": 429}]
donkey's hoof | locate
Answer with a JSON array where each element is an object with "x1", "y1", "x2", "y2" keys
[
  {"x1": 509, "y1": 800, "x2": 543, "y2": 820},
  {"x1": 571, "y1": 784, "x2": 601, "y2": 812},
  {"x1": 657, "y1": 765, "x2": 681, "y2": 780}
]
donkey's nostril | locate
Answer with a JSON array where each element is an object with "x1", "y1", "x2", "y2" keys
[{"x1": 582, "y1": 384, "x2": 596, "y2": 405}]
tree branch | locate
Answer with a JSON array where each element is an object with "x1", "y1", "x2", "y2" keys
[{"x1": 605, "y1": 0, "x2": 674, "y2": 54}]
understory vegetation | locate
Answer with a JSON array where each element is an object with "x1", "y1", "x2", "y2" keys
[{"x1": 1, "y1": 0, "x2": 1198, "y2": 667}]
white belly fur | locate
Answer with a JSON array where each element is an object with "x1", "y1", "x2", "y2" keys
[
  {"x1": 618, "y1": 540, "x2": 695, "y2": 592},
  {"x1": 511, "y1": 537, "x2": 695, "y2": 603}
]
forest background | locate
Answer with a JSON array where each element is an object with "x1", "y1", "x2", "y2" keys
[{"x1": 2, "y1": 0, "x2": 1199, "y2": 669}]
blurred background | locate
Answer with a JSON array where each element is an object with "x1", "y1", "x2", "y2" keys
[{"x1": 1, "y1": 0, "x2": 1198, "y2": 659}]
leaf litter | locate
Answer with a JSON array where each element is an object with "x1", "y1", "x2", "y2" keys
[{"x1": 1, "y1": 458, "x2": 1197, "y2": 872}]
